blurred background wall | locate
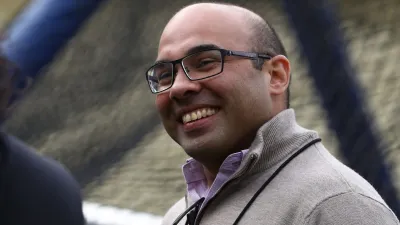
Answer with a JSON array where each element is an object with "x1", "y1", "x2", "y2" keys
[
  {"x1": 0, "y1": 0, "x2": 27, "y2": 31},
  {"x1": 1, "y1": 0, "x2": 399, "y2": 217}
]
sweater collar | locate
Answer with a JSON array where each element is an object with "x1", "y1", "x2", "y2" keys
[{"x1": 235, "y1": 109, "x2": 320, "y2": 175}]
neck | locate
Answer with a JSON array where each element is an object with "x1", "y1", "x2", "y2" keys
[
  {"x1": 199, "y1": 156, "x2": 224, "y2": 187},
  {"x1": 203, "y1": 166, "x2": 217, "y2": 187},
  {"x1": 197, "y1": 131, "x2": 259, "y2": 187}
]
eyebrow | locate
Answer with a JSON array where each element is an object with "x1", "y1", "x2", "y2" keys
[
  {"x1": 185, "y1": 44, "x2": 221, "y2": 55},
  {"x1": 154, "y1": 43, "x2": 221, "y2": 65}
]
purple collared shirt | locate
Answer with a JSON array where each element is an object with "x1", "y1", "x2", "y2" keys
[{"x1": 182, "y1": 150, "x2": 249, "y2": 204}]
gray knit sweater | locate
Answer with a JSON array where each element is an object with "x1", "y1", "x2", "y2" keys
[{"x1": 162, "y1": 109, "x2": 399, "y2": 225}]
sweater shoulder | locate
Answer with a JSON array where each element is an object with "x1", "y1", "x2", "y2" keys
[{"x1": 161, "y1": 197, "x2": 187, "y2": 225}]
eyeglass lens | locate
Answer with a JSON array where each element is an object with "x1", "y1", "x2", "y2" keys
[{"x1": 146, "y1": 50, "x2": 223, "y2": 93}]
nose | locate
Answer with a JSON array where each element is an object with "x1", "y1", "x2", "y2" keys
[{"x1": 169, "y1": 66, "x2": 201, "y2": 100}]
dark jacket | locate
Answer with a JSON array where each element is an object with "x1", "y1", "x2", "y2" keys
[{"x1": 0, "y1": 133, "x2": 85, "y2": 225}]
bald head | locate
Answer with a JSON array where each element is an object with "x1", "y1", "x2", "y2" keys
[
  {"x1": 174, "y1": 2, "x2": 260, "y2": 22},
  {"x1": 159, "y1": 3, "x2": 252, "y2": 56},
  {"x1": 170, "y1": 3, "x2": 287, "y2": 55},
  {"x1": 162, "y1": 3, "x2": 260, "y2": 51},
  {"x1": 161, "y1": 3, "x2": 290, "y2": 107},
  {"x1": 154, "y1": 2, "x2": 291, "y2": 166}
]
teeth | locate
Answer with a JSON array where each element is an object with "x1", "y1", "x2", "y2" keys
[
  {"x1": 201, "y1": 109, "x2": 207, "y2": 117},
  {"x1": 191, "y1": 112, "x2": 197, "y2": 120},
  {"x1": 182, "y1": 108, "x2": 218, "y2": 124},
  {"x1": 207, "y1": 108, "x2": 214, "y2": 116},
  {"x1": 184, "y1": 114, "x2": 191, "y2": 123},
  {"x1": 196, "y1": 111, "x2": 202, "y2": 119},
  {"x1": 186, "y1": 114, "x2": 191, "y2": 122}
]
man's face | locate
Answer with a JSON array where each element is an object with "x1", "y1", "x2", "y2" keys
[{"x1": 154, "y1": 5, "x2": 275, "y2": 162}]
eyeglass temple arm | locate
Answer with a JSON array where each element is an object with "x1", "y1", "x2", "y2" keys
[
  {"x1": 228, "y1": 50, "x2": 273, "y2": 60},
  {"x1": 258, "y1": 54, "x2": 273, "y2": 60}
]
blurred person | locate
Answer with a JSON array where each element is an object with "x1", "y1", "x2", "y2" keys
[
  {"x1": 145, "y1": 2, "x2": 400, "y2": 225},
  {"x1": 0, "y1": 53, "x2": 85, "y2": 224}
]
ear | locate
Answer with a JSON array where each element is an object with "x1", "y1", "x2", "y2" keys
[{"x1": 264, "y1": 55, "x2": 290, "y2": 96}]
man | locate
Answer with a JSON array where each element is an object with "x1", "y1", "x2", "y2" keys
[
  {"x1": 0, "y1": 54, "x2": 85, "y2": 224},
  {"x1": 146, "y1": 2, "x2": 400, "y2": 225}
]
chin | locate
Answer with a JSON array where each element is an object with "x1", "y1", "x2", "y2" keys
[
  {"x1": 183, "y1": 138, "x2": 229, "y2": 162},
  {"x1": 181, "y1": 139, "x2": 214, "y2": 157}
]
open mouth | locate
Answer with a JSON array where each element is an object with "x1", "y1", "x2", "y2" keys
[{"x1": 181, "y1": 107, "x2": 219, "y2": 124}]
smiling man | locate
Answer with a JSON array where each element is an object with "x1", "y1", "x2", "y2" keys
[{"x1": 146, "y1": 2, "x2": 400, "y2": 225}]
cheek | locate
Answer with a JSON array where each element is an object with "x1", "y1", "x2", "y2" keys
[
  {"x1": 155, "y1": 94, "x2": 171, "y2": 119},
  {"x1": 155, "y1": 95, "x2": 179, "y2": 141},
  {"x1": 223, "y1": 71, "x2": 269, "y2": 113}
]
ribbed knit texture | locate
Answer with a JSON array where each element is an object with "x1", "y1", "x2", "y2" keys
[{"x1": 162, "y1": 109, "x2": 399, "y2": 225}]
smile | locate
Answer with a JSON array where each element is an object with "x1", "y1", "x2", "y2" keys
[{"x1": 182, "y1": 107, "x2": 218, "y2": 124}]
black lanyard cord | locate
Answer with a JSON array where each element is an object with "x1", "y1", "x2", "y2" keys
[
  {"x1": 232, "y1": 138, "x2": 322, "y2": 225},
  {"x1": 172, "y1": 138, "x2": 322, "y2": 225},
  {"x1": 173, "y1": 197, "x2": 205, "y2": 225}
]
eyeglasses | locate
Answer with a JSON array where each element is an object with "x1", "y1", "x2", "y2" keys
[{"x1": 145, "y1": 48, "x2": 273, "y2": 94}]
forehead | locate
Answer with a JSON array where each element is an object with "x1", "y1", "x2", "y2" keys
[{"x1": 157, "y1": 5, "x2": 251, "y2": 61}]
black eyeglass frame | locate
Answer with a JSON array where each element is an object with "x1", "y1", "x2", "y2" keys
[{"x1": 145, "y1": 48, "x2": 273, "y2": 94}]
